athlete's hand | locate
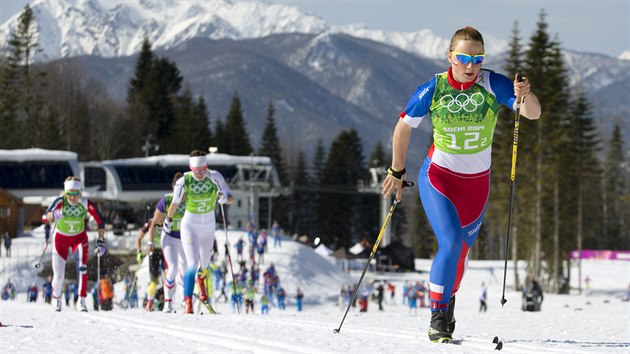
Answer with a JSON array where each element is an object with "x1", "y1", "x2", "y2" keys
[
  {"x1": 218, "y1": 192, "x2": 229, "y2": 205},
  {"x1": 382, "y1": 174, "x2": 404, "y2": 202},
  {"x1": 514, "y1": 73, "x2": 531, "y2": 100},
  {"x1": 146, "y1": 242, "x2": 155, "y2": 254},
  {"x1": 53, "y1": 209, "x2": 64, "y2": 221},
  {"x1": 163, "y1": 217, "x2": 173, "y2": 236},
  {"x1": 95, "y1": 239, "x2": 107, "y2": 257},
  {"x1": 136, "y1": 250, "x2": 144, "y2": 263}
]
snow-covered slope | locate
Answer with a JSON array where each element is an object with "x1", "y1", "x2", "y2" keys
[{"x1": 1, "y1": 229, "x2": 628, "y2": 353}]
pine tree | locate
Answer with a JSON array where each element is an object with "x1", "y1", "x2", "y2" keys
[
  {"x1": 258, "y1": 101, "x2": 288, "y2": 229},
  {"x1": 604, "y1": 125, "x2": 628, "y2": 249},
  {"x1": 170, "y1": 90, "x2": 212, "y2": 153},
  {"x1": 368, "y1": 142, "x2": 386, "y2": 168},
  {"x1": 521, "y1": 10, "x2": 572, "y2": 283},
  {"x1": 126, "y1": 38, "x2": 182, "y2": 155},
  {"x1": 488, "y1": 20, "x2": 524, "y2": 263},
  {"x1": 258, "y1": 102, "x2": 287, "y2": 183},
  {"x1": 289, "y1": 149, "x2": 312, "y2": 236},
  {"x1": 0, "y1": 4, "x2": 44, "y2": 149},
  {"x1": 318, "y1": 130, "x2": 366, "y2": 248},
  {"x1": 213, "y1": 116, "x2": 226, "y2": 153},
  {"x1": 223, "y1": 94, "x2": 253, "y2": 156},
  {"x1": 311, "y1": 139, "x2": 326, "y2": 237},
  {"x1": 124, "y1": 38, "x2": 155, "y2": 156},
  {"x1": 313, "y1": 139, "x2": 326, "y2": 184},
  {"x1": 0, "y1": 46, "x2": 20, "y2": 148}
]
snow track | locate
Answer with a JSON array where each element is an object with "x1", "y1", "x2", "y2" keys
[{"x1": 82, "y1": 312, "x2": 314, "y2": 353}]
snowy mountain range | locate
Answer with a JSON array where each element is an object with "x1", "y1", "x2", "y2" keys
[
  {"x1": 1, "y1": 0, "x2": 628, "y2": 158},
  {"x1": 0, "y1": 0, "x2": 468, "y2": 61}
]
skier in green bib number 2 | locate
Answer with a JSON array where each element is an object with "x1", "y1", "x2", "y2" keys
[{"x1": 163, "y1": 150, "x2": 233, "y2": 314}]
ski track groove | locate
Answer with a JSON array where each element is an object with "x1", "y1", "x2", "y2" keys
[
  {"x1": 239, "y1": 315, "x2": 599, "y2": 353},
  {"x1": 81, "y1": 312, "x2": 314, "y2": 353}
]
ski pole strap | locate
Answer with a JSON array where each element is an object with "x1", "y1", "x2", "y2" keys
[{"x1": 386, "y1": 167, "x2": 406, "y2": 180}]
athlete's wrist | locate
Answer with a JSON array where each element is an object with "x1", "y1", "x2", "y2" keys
[{"x1": 387, "y1": 166, "x2": 406, "y2": 180}]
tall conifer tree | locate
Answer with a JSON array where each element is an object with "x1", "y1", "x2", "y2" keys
[{"x1": 223, "y1": 94, "x2": 253, "y2": 156}]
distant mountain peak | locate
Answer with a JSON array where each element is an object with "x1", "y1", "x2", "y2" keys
[{"x1": 0, "y1": 0, "x2": 477, "y2": 61}]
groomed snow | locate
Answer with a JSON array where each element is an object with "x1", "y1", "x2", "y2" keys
[{"x1": 1, "y1": 227, "x2": 628, "y2": 353}]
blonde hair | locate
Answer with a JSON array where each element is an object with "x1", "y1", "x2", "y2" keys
[
  {"x1": 64, "y1": 176, "x2": 81, "y2": 182},
  {"x1": 449, "y1": 26, "x2": 485, "y2": 51}
]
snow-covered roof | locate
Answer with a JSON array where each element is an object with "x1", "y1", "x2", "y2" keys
[
  {"x1": 93, "y1": 153, "x2": 273, "y2": 167},
  {"x1": 0, "y1": 148, "x2": 78, "y2": 161}
]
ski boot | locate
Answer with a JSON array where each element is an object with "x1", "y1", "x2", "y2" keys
[
  {"x1": 184, "y1": 296, "x2": 194, "y2": 314},
  {"x1": 196, "y1": 277, "x2": 208, "y2": 303},
  {"x1": 79, "y1": 297, "x2": 88, "y2": 312},
  {"x1": 145, "y1": 299, "x2": 154, "y2": 312},
  {"x1": 53, "y1": 297, "x2": 62, "y2": 312},
  {"x1": 428, "y1": 309, "x2": 452, "y2": 343},
  {"x1": 447, "y1": 296, "x2": 456, "y2": 334},
  {"x1": 163, "y1": 299, "x2": 173, "y2": 313}
]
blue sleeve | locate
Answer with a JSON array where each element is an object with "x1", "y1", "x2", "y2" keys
[
  {"x1": 401, "y1": 76, "x2": 437, "y2": 119},
  {"x1": 489, "y1": 71, "x2": 516, "y2": 112}
]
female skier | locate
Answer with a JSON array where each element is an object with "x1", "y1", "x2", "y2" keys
[
  {"x1": 44, "y1": 176, "x2": 106, "y2": 312},
  {"x1": 163, "y1": 150, "x2": 233, "y2": 314},
  {"x1": 381, "y1": 26, "x2": 541, "y2": 342}
]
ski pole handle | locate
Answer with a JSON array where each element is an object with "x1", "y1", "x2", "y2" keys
[{"x1": 516, "y1": 73, "x2": 524, "y2": 104}]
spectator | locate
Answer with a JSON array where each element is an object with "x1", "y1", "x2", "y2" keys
[
  {"x1": 277, "y1": 286, "x2": 286, "y2": 310},
  {"x1": 387, "y1": 282, "x2": 396, "y2": 305},
  {"x1": 235, "y1": 236, "x2": 244, "y2": 263},
  {"x1": 257, "y1": 237, "x2": 265, "y2": 265},
  {"x1": 42, "y1": 275, "x2": 53, "y2": 304},
  {"x1": 3, "y1": 231, "x2": 11, "y2": 258},
  {"x1": 584, "y1": 275, "x2": 592, "y2": 296},
  {"x1": 359, "y1": 287, "x2": 369, "y2": 312},
  {"x1": 296, "y1": 287, "x2": 304, "y2": 312},
  {"x1": 100, "y1": 275, "x2": 114, "y2": 311},
  {"x1": 272, "y1": 220, "x2": 281, "y2": 247},
  {"x1": 376, "y1": 283, "x2": 385, "y2": 311},
  {"x1": 260, "y1": 293, "x2": 270, "y2": 314},
  {"x1": 28, "y1": 283, "x2": 38, "y2": 302}
]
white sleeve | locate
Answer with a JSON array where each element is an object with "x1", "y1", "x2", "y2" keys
[
  {"x1": 171, "y1": 176, "x2": 186, "y2": 204},
  {"x1": 209, "y1": 170, "x2": 232, "y2": 196}
]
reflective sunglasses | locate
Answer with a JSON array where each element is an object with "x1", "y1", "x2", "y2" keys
[
  {"x1": 66, "y1": 191, "x2": 81, "y2": 197},
  {"x1": 190, "y1": 166, "x2": 208, "y2": 173},
  {"x1": 451, "y1": 51, "x2": 485, "y2": 65}
]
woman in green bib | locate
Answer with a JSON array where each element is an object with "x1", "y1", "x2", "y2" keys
[
  {"x1": 382, "y1": 27, "x2": 541, "y2": 342},
  {"x1": 45, "y1": 176, "x2": 106, "y2": 312},
  {"x1": 163, "y1": 150, "x2": 233, "y2": 314}
]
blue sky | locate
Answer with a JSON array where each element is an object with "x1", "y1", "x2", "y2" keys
[{"x1": 1, "y1": 0, "x2": 628, "y2": 57}]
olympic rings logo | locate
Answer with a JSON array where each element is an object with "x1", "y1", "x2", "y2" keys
[
  {"x1": 438, "y1": 92, "x2": 485, "y2": 113},
  {"x1": 64, "y1": 205, "x2": 83, "y2": 217},
  {"x1": 189, "y1": 181, "x2": 212, "y2": 194},
  {"x1": 175, "y1": 203, "x2": 186, "y2": 214}
]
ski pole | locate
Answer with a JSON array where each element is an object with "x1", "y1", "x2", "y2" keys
[
  {"x1": 500, "y1": 73, "x2": 524, "y2": 306},
  {"x1": 219, "y1": 202, "x2": 240, "y2": 314},
  {"x1": 35, "y1": 222, "x2": 56, "y2": 269},
  {"x1": 334, "y1": 181, "x2": 413, "y2": 334}
]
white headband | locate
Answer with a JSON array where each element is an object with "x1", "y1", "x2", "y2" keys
[
  {"x1": 189, "y1": 155, "x2": 208, "y2": 168},
  {"x1": 64, "y1": 180, "x2": 82, "y2": 191}
]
